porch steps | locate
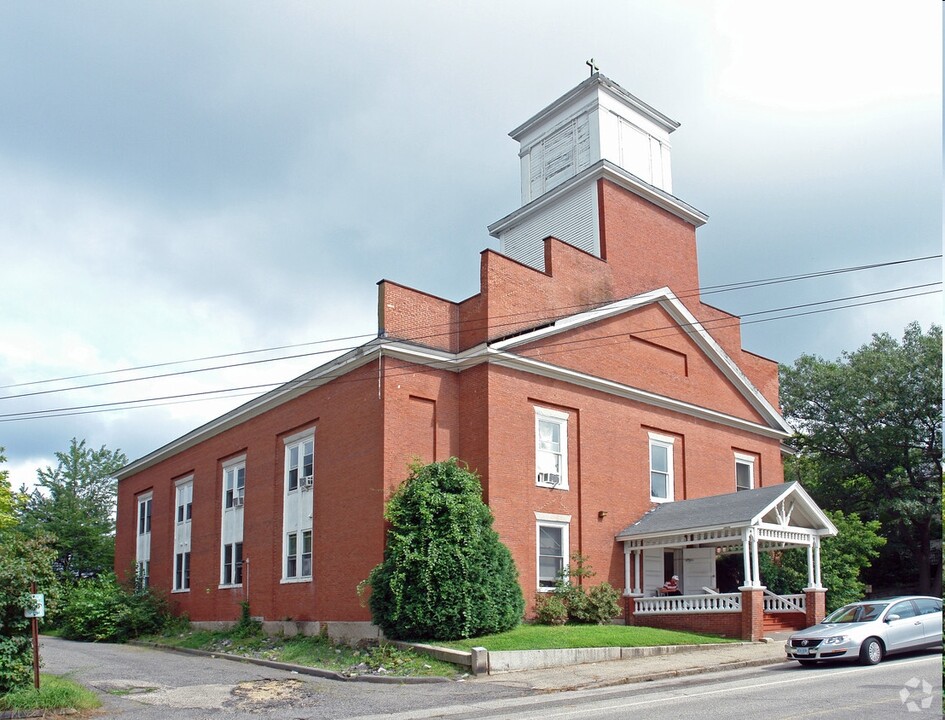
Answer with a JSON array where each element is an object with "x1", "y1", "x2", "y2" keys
[{"x1": 763, "y1": 613, "x2": 806, "y2": 632}]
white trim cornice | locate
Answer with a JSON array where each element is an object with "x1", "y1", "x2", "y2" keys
[
  {"x1": 487, "y1": 160, "x2": 707, "y2": 238},
  {"x1": 491, "y1": 287, "x2": 793, "y2": 435},
  {"x1": 117, "y1": 287, "x2": 792, "y2": 479}
]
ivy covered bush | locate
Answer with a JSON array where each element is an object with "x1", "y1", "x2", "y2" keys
[
  {"x1": 0, "y1": 534, "x2": 58, "y2": 693},
  {"x1": 59, "y1": 573, "x2": 169, "y2": 643},
  {"x1": 363, "y1": 459, "x2": 524, "y2": 640}
]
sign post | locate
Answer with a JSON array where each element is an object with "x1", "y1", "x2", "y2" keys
[{"x1": 24, "y1": 582, "x2": 44, "y2": 690}]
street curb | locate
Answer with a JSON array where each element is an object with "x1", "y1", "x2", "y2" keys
[
  {"x1": 0, "y1": 710, "x2": 76, "y2": 719},
  {"x1": 129, "y1": 641, "x2": 453, "y2": 684}
]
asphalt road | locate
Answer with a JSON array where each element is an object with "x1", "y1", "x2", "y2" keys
[
  {"x1": 38, "y1": 635, "x2": 530, "y2": 719},
  {"x1": 39, "y1": 636, "x2": 942, "y2": 719}
]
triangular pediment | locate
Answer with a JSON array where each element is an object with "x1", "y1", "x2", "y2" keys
[{"x1": 490, "y1": 288, "x2": 792, "y2": 435}]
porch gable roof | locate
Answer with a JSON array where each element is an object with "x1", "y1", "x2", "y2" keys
[{"x1": 615, "y1": 482, "x2": 837, "y2": 543}]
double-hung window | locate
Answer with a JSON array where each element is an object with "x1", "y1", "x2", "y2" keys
[
  {"x1": 173, "y1": 478, "x2": 193, "y2": 592},
  {"x1": 649, "y1": 433, "x2": 675, "y2": 502},
  {"x1": 224, "y1": 464, "x2": 245, "y2": 509},
  {"x1": 286, "y1": 437, "x2": 314, "y2": 492},
  {"x1": 535, "y1": 513, "x2": 571, "y2": 590},
  {"x1": 285, "y1": 529, "x2": 313, "y2": 580},
  {"x1": 535, "y1": 407, "x2": 568, "y2": 489},
  {"x1": 735, "y1": 453, "x2": 755, "y2": 491},
  {"x1": 136, "y1": 493, "x2": 152, "y2": 589},
  {"x1": 220, "y1": 457, "x2": 245, "y2": 587},
  {"x1": 283, "y1": 429, "x2": 315, "y2": 582},
  {"x1": 222, "y1": 541, "x2": 243, "y2": 585}
]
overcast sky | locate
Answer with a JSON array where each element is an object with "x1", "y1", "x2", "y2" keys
[{"x1": 2, "y1": 1, "x2": 941, "y2": 490}]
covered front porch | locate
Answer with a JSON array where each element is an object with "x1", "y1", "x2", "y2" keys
[{"x1": 615, "y1": 482, "x2": 837, "y2": 640}]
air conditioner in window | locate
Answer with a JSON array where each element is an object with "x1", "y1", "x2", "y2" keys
[
  {"x1": 233, "y1": 495, "x2": 245, "y2": 507},
  {"x1": 538, "y1": 473, "x2": 561, "y2": 487},
  {"x1": 300, "y1": 476, "x2": 314, "y2": 490}
]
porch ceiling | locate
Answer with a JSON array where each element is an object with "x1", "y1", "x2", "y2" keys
[{"x1": 615, "y1": 482, "x2": 837, "y2": 549}]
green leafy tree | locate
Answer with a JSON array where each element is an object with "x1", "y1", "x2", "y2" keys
[
  {"x1": 779, "y1": 322, "x2": 942, "y2": 594},
  {"x1": 0, "y1": 534, "x2": 58, "y2": 693},
  {"x1": 0, "y1": 448, "x2": 15, "y2": 534},
  {"x1": 761, "y1": 509, "x2": 886, "y2": 612},
  {"x1": 17, "y1": 438, "x2": 127, "y2": 580},
  {"x1": 363, "y1": 459, "x2": 524, "y2": 640}
]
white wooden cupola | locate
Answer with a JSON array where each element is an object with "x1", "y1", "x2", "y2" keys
[{"x1": 489, "y1": 72, "x2": 706, "y2": 270}]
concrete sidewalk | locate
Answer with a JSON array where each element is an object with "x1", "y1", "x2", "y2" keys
[{"x1": 473, "y1": 633, "x2": 792, "y2": 691}]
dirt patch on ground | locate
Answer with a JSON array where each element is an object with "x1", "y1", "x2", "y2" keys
[{"x1": 228, "y1": 678, "x2": 321, "y2": 711}]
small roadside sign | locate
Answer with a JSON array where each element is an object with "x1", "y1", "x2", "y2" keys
[{"x1": 24, "y1": 593, "x2": 45, "y2": 618}]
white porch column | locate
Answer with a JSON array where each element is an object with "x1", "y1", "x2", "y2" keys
[
  {"x1": 633, "y1": 550, "x2": 642, "y2": 594},
  {"x1": 742, "y1": 528, "x2": 752, "y2": 587},
  {"x1": 813, "y1": 537, "x2": 823, "y2": 588},
  {"x1": 750, "y1": 530, "x2": 761, "y2": 587},
  {"x1": 806, "y1": 542, "x2": 815, "y2": 588},
  {"x1": 623, "y1": 544, "x2": 632, "y2": 596}
]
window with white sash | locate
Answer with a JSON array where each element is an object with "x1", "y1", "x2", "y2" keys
[
  {"x1": 535, "y1": 513, "x2": 571, "y2": 591},
  {"x1": 220, "y1": 456, "x2": 245, "y2": 587},
  {"x1": 535, "y1": 407, "x2": 568, "y2": 490},
  {"x1": 735, "y1": 453, "x2": 755, "y2": 492},
  {"x1": 173, "y1": 478, "x2": 193, "y2": 592},
  {"x1": 649, "y1": 433, "x2": 675, "y2": 502},
  {"x1": 136, "y1": 492, "x2": 152, "y2": 589},
  {"x1": 283, "y1": 429, "x2": 315, "y2": 582}
]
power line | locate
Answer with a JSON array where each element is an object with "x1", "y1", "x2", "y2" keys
[
  {"x1": 2, "y1": 285, "x2": 938, "y2": 424},
  {"x1": 2, "y1": 253, "x2": 939, "y2": 395},
  {"x1": 2, "y1": 255, "x2": 940, "y2": 403}
]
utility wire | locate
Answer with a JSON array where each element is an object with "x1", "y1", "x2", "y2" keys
[
  {"x1": 2, "y1": 253, "x2": 939, "y2": 394},
  {"x1": 2, "y1": 285, "x2": 938, "y2": 424}
]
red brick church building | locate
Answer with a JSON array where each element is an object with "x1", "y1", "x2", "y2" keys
[{"x1": 115, "y1": 73, "x2": 834, "y2": 641}]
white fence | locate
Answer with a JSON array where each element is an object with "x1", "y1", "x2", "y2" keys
[{"x1": 635, "y1": 593, "x2": 741, "y2": 615}]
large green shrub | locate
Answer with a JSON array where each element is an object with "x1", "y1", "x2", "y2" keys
[
  {"x1": 362, "y1": 459, "x2": 524, "y2": 640},
  {"x1": 60, "y1": 573, "x2": 168, "y2": 642},
  {"x1": 0, "y1": 534, "x2": 58, "y2": 693}
]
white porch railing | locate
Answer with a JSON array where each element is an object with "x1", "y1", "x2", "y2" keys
[
  {"x1": 635, "y1": 592, "x2": 741, "y2": 614},
  {"x1": 762, "y1": 591, "x2": 806, "y2": 613}
]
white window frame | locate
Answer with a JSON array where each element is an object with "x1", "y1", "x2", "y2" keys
[
  {"x1": 285, "y1": 529, "x2": 313, "y2": 580},
  {"x1": 285, "y1": 433, "x2": 314, "y2": 493},
  {"x1": 648, "y1": 432, "x2": 675, "y2": 503},
  {"x1": 535, "y1": 407, "x2": 568, "y2": 490},
  {"x1": 221, "y1": 541, "x2": 243, "y2": 586},
  {"x1": 220, "y1": 456, "x2": 245, "y2": 588},
  {"x1": 136, "y1": 492, "x2": 152, "y2": 589},
  {"x1": 223, "y1": 460, "x2": 245, "y2": 510},
  {"x1": 173, "y1": 477, "x2": 193, "y2": 593},
  {"x1": 282, "y1": 429, "x2": 315, "y2": 583},
  {"x1": 535, "y1": 512, "x2": 571, "y2": 592},
  {"x1": 735, "y1": 453, "x2": 755, "y2": 492}
]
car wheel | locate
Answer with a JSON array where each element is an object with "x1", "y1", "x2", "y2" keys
[
  {"x1": 797, "y1": 659, "x2": 818, "y2": 666},
  {"x1": 859, "y1": 637, "x2": 883, "y2": 665}
]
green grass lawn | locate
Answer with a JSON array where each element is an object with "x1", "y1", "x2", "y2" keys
[
  {"x1": 0, "y1": 674, "x2": 101, "y2": 712},
  {"x1": 441, "y1": 624, "x2": 737, "y2": 651},
  {"x1": 144, "y1": 623, "x2": 733, "y2": 675}
]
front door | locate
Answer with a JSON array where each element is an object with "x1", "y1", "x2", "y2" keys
[{"x1": 682, "y1": 548, "x2": 716, "y2": 594}]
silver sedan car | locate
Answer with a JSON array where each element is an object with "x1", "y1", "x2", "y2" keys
[{"x1": 785, "y1": 596, "x2": 942, "y2": 666}]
